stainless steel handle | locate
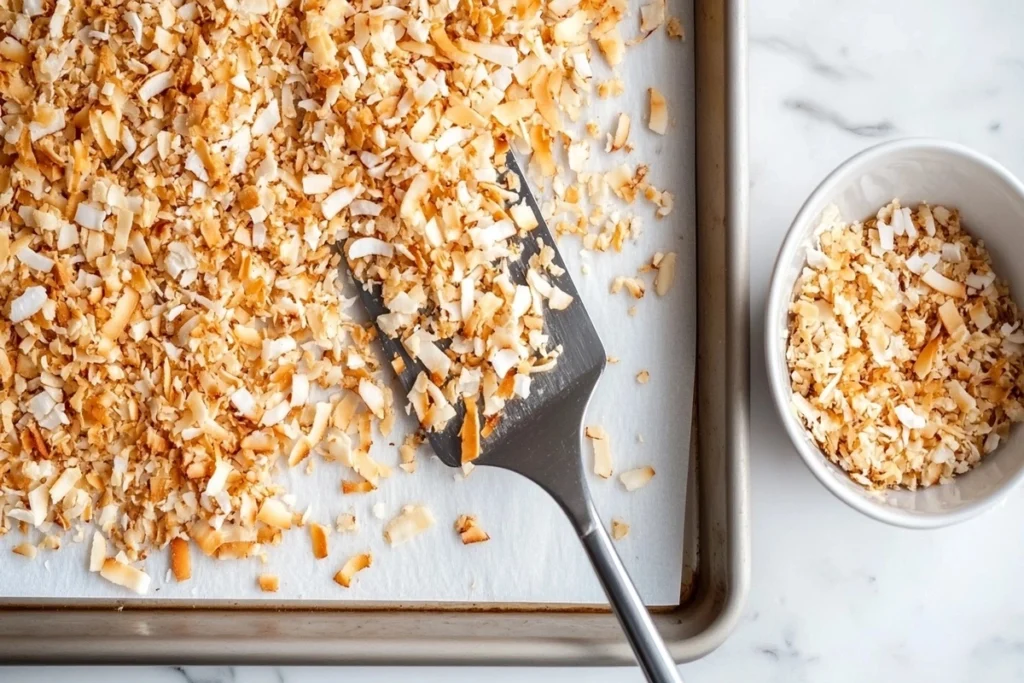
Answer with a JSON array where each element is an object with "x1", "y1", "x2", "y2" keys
[{"x1": 578, "y1": 502, "x2": 684, "y2": 683}]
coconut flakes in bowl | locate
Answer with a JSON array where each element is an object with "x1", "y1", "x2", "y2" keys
[{"x1": 786, "y1": 200, "x2": 1024, "y2": 490}]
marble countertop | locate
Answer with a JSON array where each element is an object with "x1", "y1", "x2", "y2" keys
[{"x1": 7, "y1": 0, "x2": 1024, "y2": 681}]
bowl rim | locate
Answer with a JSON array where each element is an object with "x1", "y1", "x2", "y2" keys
[{"x1": 765, "y1": 137, "x2": 1024, "y2": 529}]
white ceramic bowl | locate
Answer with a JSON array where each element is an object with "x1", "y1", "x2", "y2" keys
[{"x1": 766, "y1": 138, "x2": 1024, "y2": 528}]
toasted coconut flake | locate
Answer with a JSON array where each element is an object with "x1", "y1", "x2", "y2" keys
[
  {"x1": 914, "y1": 337, "x2": 941, "y2": 378},
  {"x1": 336, "y1": 513, "x2": 358, "y2": 533},
  {"x1": 894, "y1": 404, "x2": 926, "y2": 430},
  {"x1": 612, "y1": 276, "x2": 645, "y2": 299},
  {"x1": 28, "y1": 484, "x2": 49, "y2": 527},
  {"x1": 619, "y1": 466, "x2": 656, "y2": 491},
  {"x1": 342, "y1": 480, "x2": 376, "y2": 494},
  {"x1": 256, "y1": 499, "x2": 292, "y2": 529},
  {"x1": 611, "y1": 114, "x2": 631, "y2": 151},
  {"x1": 358, "y1": 379, "x2": 386, "y2": 418},
  {"x1": 383, "y1": 505, "x2": 435, "y2": 546},
  {"x1": 230, "y1": 388, "x2": 257, "y2": 419},
  {"x1": 49, "y1": 467, "x2": 81, "y2": 503},
  {"x1": 302, "y1": 174, "x2": 332, "y2": 195},
  {"x1": 636, "y1": 370, "x2": 650, "y2": 384},
  {"x1": 922, "y1": 269, "x2": 967, "y2": 298},
  {"x1": 460, "y1": 399, "x2": 482, "y2": 464},
  {"x1": 648, "y1": 89, "x2": 668, "y2": 135},
  {"x1": 548, "y1": 287, "x2": 574, "y2": 310},
  {"x1": 13, "y1": 543, "x2": 38, "y2": 559},
  {"x1": 170, "y1": 538, "x2": 191, "y2": 582},
  {"x1": 610, "y1": 518, "x2": 630, "y2": 540},
  {"x1": 216, "y1": 541, "x2": 258, "y2": 560},
  {"x1": 309, "y1": 522, "x2": 329, "y2": 560},
  {"x1": 938, "y1": 299, "x2": 966, "y2": 337},
  {"x1": 586, "y1": 425, "x2": 614, "y2": 478},
  {"x1": 597, "y1": 29, "x2": 625, "y2": 66},
  {"x1": 454, "y1": 514, "x2": 491, "y2": 544},
  {"x1": 334, "y1": 553, "x2": 372, "y2": 588},
  {"x1": 667, "y1": 17, "x2": 685, "y2": 39},
  {"x1": 100, "y1": 558, "x2": 151, "y2": 594},
  {"x1": 258, "y1": 574, "x2": 280, "y2": 592},
  {"x1": 204, "y1": 459, "x2": 231, "y2": 497},
  {"x1": 948, "y1": 380, "x2": 977, "y2": 413},
  {"x1": 322, "y1": 184, "x2": 363, "y2": 220},
  {"x1": 89, "y1": 532, "x2": 107, "y2": 571},
  {"x1": 970, "y1": 301, "x2": 993, "y2": 331},
  {"x1": 654, "y1": 252, "x2": 677, "y2": 295},
  {"x1": 138, "y1": 71, "x2": 174, "y2": 101}
]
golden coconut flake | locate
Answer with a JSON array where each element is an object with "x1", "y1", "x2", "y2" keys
[
  {"x1": 454, "y1": 514, "x2": 491, "y2": 545},
  {"x1": 309, "y1": 522, "x2": 329, "y2": 560},
  {"x1": 170, "y1": 538, "x2": 191, "y2": 582},
  {"x1": 334, "y1": 553, "x2": 372, "y2": 588},
  {"x1": 586, "y1": 425, "x2": 614, "y2": 478},
  {"x1": 100, "y1": 558, "x2": 151, "y2": 594},
  {"x1": 619, "y1": 466, "x2": 656, "y2": 491},
  {"x1": 460, "y1": 399, "x2": 482, "y2": 464},
  {"x1": 648, "y1": 89, "x2": 668, "y2": 135}
]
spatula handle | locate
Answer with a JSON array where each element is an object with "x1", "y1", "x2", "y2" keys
[{"x1": 578, "y1": 503, "x2": 684, "y2": 683}]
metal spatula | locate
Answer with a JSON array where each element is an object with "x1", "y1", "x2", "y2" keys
[{"x1": 355, "y1": 155, "x2": 683, "y2": 683}]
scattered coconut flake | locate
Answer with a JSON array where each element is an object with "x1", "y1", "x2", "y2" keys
[
  {"x1": 230, "y1": 387, "x2": 257, "y2": 418},
  {"x1": 252, "y1": 99, "x2": 281, "y2": 136},
  {"x1": 256, "y1": 499, "x2": 292, "y2": 529},
  {"x1": 648, "y1": 88, "x2": 668, "y2": 134},
  {"x1": 655, "y1": 252, "x2": 677, "y2": 295},
  {"x1": 13, "y1": 544, "x2": 38, "y2": 559},
  {"x1": 100, "y1": 559, "x2": 151, "y2": 594},
  {"x1": 611, "y1": 518, "x2": 630, "y2": 540},
  {"x1": 454, "y1": 514, "x2": 490, "y2": 544},
  {"x1": 334, "y1": 553, "x2": 372, "y2": 587},
  {"x1": 89, "y1": 532, "x2": 107, "y2": 572},
  {"x1": 922, "y1": 269, "x2": 967, "y2": 298},
  {"x1": 383, "y1": 505, "x2": 435, "y2": 546},
  {"x1": 302, "y1": 174, "x2": 332, "y2": 195},
  {"x1": 894, "y1": 405, "x2": 926, "y2": 430},
  {"x1": 48, "y1": 467, "x2": 81, "y2": 503},
  {"x1": 258, "y1": 574, "x2": 280, "y2": 592},
  {"x1": 336, "y1": 513, "x2": 358, "y2": 533},
  {"x1": 460, "y1": 398, "x2": 481, "y2": 463},
  {"x1": 309, "y1": 523, "x2": 329, "y2": 560},
  {"x1": 170, "y1": 538, "x2": 191, "y2": 582},
  {"x1": 586, "y1": 425, "x2": 613, "y2": 478},
  {"x1": 619, "y1": 466, "x2": 656, "y2": 491}
]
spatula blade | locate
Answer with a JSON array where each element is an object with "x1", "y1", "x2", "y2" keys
[{"x1": 353, "y1": 154, "x2": 606, "y2": 468}]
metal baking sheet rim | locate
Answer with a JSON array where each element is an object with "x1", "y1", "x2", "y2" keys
[{"x1": 0, "y1": 0, "x2": 750, "y2": 665}]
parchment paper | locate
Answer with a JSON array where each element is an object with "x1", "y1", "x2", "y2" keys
[{"x1": 1, "y1": 0, "x2": 695, "y2": 607}]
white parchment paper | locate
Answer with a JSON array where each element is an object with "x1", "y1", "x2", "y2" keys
[{"x1": 1, "y1": 0, "x2": 694, "y2": 607}]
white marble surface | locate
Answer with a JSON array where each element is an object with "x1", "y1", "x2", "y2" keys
[{"x1": 8, "y1": 0, "x2": 1024, "y2": 681}]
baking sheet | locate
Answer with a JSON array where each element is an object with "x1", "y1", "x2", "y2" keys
[{"x1": 1, "y1": 0, "x2": 696, "y2": 607}]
